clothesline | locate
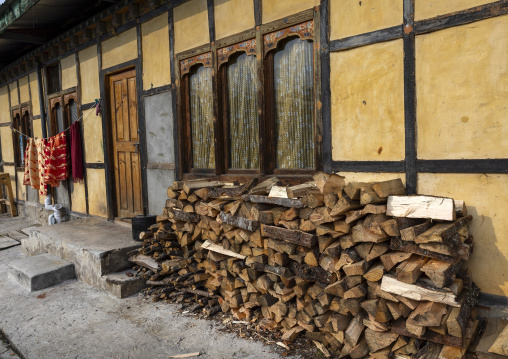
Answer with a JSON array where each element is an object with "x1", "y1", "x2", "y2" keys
[{"x1": 10, "y1": 99, "x2": 100, "y2": 140}]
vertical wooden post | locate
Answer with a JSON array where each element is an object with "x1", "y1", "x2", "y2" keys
[{"x1": 403, "y1": 0, "x2": 417, "y2": 194}]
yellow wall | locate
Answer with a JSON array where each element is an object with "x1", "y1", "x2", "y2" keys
[
  {"x1": 0, "y1": 86, "x2": 10, "y2": 123},
  {"x1": 418, "y1": 173, "x2": 508, "y2": 297},
  {"x1": 214, "y1": 0, "x2": 255, "y2": 39},
  {"x1": 28, "y1": 73, "x2": 40, "y2": 116},
  {"x1": 415, "y1": 0, "x2": 495, "y2": 21},
  {"x1": 142, "y1": 13, "x2": 171, "y2": 90},
  {"x1": 87, "y1": 168, "x2": 108, "y2": 217},
  {"x1": 71, "y1": 181, "x2": 87, "y2": 214},
  {"x1": 32, "y1": 119, "x2": 42, "y2": 139},
  {"x1": 0, "y1": 127, "x2": 13, "y2": 162},
  {"x1": 83, "y1": 113, "x2": 104, "y2": 163},
  {"x1": 61, "y1": 54, "x2": 78, "y2": 90},
  {"x1": 102, "y1": 27, "x2": 138, "y2": 70},
  {"x1": 416, "y1": 16, "x2": 508, "y2": 160},
  {"x1": 9, "y1": 82, "x2": 18, "y2": 106},
  {"x1": 330, "y1": 0, "x2": 403, "y2": 40},
  {"x1": 174, "y1": 0, "x2": 209, "y2": 54},
  {"x1": 79, "y1": 46, "x2": 101, "y2": 105},
  {"x1": 336, "y1": 172, "x2": 406, "y2": 185},
  {"x1": 331, "y1": 40, "x2": 405, "y2": 161},
  {"x1": 18, "y1": 76, "x2": 30, "y2": 104},
  {"x1": 262, "y1": 0, "x2": 319, "y2": 23}
]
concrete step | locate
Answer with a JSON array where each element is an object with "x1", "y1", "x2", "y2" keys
[
  {"x1": 101, "y1": 270, "x2": 147, "y2": 299},
  {"x1": 21, "y1": 218, "x2": 142, "y2": 298},
  {"x1": 8, "y1": 253, "x2": 75, "y2": 291}
]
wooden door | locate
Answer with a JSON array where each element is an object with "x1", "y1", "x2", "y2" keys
[{"x1": 109, "y1": 69, "x2": 143, "y2": 218}]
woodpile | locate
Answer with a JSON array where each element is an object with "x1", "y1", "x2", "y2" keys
[{"x1": 130, "y1": 174, "x2": 481, "y2": 358}]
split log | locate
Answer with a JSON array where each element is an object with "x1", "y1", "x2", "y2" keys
[
  {"x1": 380, "y1": 275, "x2": 460, "y2": 307},
  {"x1": 219, "y1": 212, "x2": 259, "y2": 232},
  {"x1": 387, "y1": 195, "x2": 456, "y2": 221},
  {"x1": 242, "y1": 195, "x2": 304, "y2": 208},
  {"x1": 261, "y1": 224, "x2": 317, "y2": 248}
]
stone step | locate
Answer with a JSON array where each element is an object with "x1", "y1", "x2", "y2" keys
[
  {"x1": 21, "y1": 218, "x2": 143, "y2": 298},
  {"x1": 23, "y1": 218, "x2": 141, "y2": 276},
  {"x1": 101, "y1": 270, "x2": 147, "y2": 299},
  {"x1": 8, "y1": 253, "x2": 75, "y2": 291}
]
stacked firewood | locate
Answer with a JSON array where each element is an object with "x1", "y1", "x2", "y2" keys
[{"x1": 131, "y1": 173, "x2": 480, "y2": 358}]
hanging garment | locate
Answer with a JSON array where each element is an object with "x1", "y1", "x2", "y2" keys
[
  {"x1": 44, "y1": 132, "x2": 68, "y2": 187},
  {"x1": 36, "y1": 138, "x2": 50, "y2": 195},
  {"x1": 23, "y1": 138, "x2": 39, "y2": 190},
  {"x1": 69, "y1": 122, "x2": 84, "y2": 182}
]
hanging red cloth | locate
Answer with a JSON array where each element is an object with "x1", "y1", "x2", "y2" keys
[
  {"x1": 69, "y1": 122, "x2": 84, "y2": 182},
  {"x1": 44, "y1": 132, "x2": 68, "y2": 187}
]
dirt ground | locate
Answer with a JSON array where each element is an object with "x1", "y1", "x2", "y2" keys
[{"x1": 0, "y1": 214, "x2": 304, "y2": 359}]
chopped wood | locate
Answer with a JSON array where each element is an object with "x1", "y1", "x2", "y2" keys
[
  {"x1": 365, "y1": 328, "x2": 399, "y2": 352},
  {"x1": 201, "y1": 240, "x2": 246, "y2": 260},
  {"x1": 408, "y1": 301, "x2": 448, "y2": 327},
  {"x1": 242, "y1": 194, "x2": 304, "y2": 208},
  {"x1": 400, "y1": 220, "x2": 433, "y2": 242},
  {"x1": 372, "y1": 179, "x2": 406, "y2": 198},
  {"x1": 207, "y1": 178, "x2": 257, "y2": 198},
  {"x1": 387, "y1": 195, "x2": 456, "y2": 221},
  {"x1": 268, "y1": 185, "x2": 288, "y2": 198},
  {"x1": 219, "y1": 212, "x2": 259, "y2": 232},
  {"x1": 261, "y1": 224, "x2": 317, "y2": 248},
  {"x1": 415, "y1": 216, "x2": 472, "y2": 244},
  {"x1": 287, "y1": 182, "x2": 316, "y2": 198},
  {"x1": 381, "y1": 275, "x2": 460, "y2": 307},
  {"x1": 439, "y1": 319, "x2": 479, "y2": 358},
  {"x1": 129, "y1": 254, "x2": 160, "y2": 272},
  {"x1": 396, "y1": 255, "x2": 429, "y2": 284},
  {"x1": 421, "y1": 260, "x2": 461, "y2": 288},
  {"x1": 249, "y1": 177, "x2": 279, "y2": 195}
]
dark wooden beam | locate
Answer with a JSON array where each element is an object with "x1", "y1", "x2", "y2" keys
[
  {"x1": 415, "y1": 0, "x2": 508, "y2": 35},
  {"x1": 330, "y1": 25, "x2": 402, "y2": 52},
  {"x1": 320, "y1": 0, "x2": 331, "y2": 173},
  {"x1": 332, "y1": 161, "x2": 406, "y2": 173},
  {"x1": 0, "y1": 30, "x2": 46, "y2": 44},
  {"x1": 403, "y1": 0, "x2": 417, "y2": 194},
  {"x1": 416, "y1": 159, "x2": 508, "y2": 174},
  {"x1": 254, "y1": 0, "x2": 262, "y2": 26},
  {"x1": 207, "y1": 0, "x2": 215, "y2": 42}
]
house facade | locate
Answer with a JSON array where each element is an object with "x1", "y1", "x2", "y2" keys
[{"x1": 0, "y1": 0, "x2": 507, "y2": 299}]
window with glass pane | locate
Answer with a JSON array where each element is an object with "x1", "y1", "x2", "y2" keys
[
  {"x1": 226, "y1": 52, "x2": 259, "y2": 169},
  {"x1": 189, "y1": 65, "x2": 215, "y2": 169},
  {"x1": 273, "y1": 37, "x2": 315, "y2": 169}
]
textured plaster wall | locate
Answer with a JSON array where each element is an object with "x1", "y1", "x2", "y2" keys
[
  {"x1": 331, "y1": 40, "x2": 405, "y2": 161},
  {"x1": 214, "y1": 0, "x2": 255, "y2": 40},
  {"x1": 61, "y1": 55, "x2": 78, "y2": 90},
  {"x1": 79, "y1": 46, "x2": 101, "y2": 105},
  {"x1": 416, "y1": 16, "x2": 508, "y2": 159},
  {"x1": 330, "y1": 0, "x2": 402, "y2": 40},
  {"x1": 415, "y1": 0, "x2": 495, "y2": 21},
  {"x1": 101, "y1": 28, "x2": 138, "y2": 70},
  {"x1": 174, "y1": 0, "x2": 209, "y2": 54},
  {"x1": 262, "y1": 0, "x2": 319, "y2": 24},
  {"x1": 142, "y1": 13, "x2": 171, "y2": 90}
]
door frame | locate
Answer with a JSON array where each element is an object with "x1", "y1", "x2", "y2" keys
[{"x1": 100, "y1": 58, "x2": 148, "y2": 220}]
